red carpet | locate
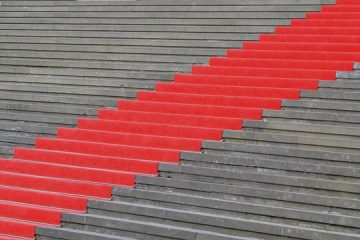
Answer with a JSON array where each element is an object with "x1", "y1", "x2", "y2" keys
[{"x1": 1, "y1": 0, "x2": 360, "y2": 238}]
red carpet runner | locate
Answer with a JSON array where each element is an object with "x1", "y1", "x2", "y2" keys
[{"x1": 1, "y1": 0, "x2": 360, "y2": 238}]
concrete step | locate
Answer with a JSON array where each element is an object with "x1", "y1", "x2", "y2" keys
[
  {"x1": 1, "y1": 0, "x2": 334, "y2": 6},
  {"x1": 0, "y1": 18, "x2": 290, "y2": 26},
  {"x1": 202, "y1": 140, "x2": 360, "y2": 166},
  {"x1": 180, "y1": 151, "x2": 360, "y2": 181},
  {"x1": 0, "y1": 120, "x2": 57, "y2": 135},
  {"x1": 300, "y1": 89, "x2": 360, "y2": 101},
  {"x1": 0, "y1": 37, "x2": 243, "y2": 49},
  {"x1": 0, "y1": 12, "x2": 307, "y2": 19},
  {"x1": 136, "y1": 175, "x2": 360, "y2": 217},
  {"x1": 0, "y1": 130, "x2": 43, "y2": 145},
  {"x1": 242, "y1": 120, "x2": 360, "y2": 141},
  {"x1": 59, "y1": 206, "x2": 360, "y2": 240},
  {"x1": 0, "y1": 74, "x2": 155, "y2": 90},
  {"x1": 0, "y1": 50, "x2": 207, "y2": 64},
  {"x1": 337, "y1": 71, "x2": 360, "y2": 80},
  {"x1": 282, "y1": 99, "x2": 360, "y2": 113},
  {"x1": 0, "y1": 100, "x2": 98, "y2": 116},
  {"x1": 0, "y1": 31, "x2": 259, "y2": 41},
  {"x1": 109, "y1": 188, "x2": 360, "y2": 232},
  {"x1": 0, "y1": 66, "x2": 173, "y2": 82},
  {"x1": 0, "y1": 109, "x2": 77, "y2": 125},
  {"x1": 0, "y1": 6, "x2": 320, "y2": 12},
  {"x1": 223, "y1": 129, "x2": 360, "y2": 154},
  {"x1": 0, "y1": 91, "x2": 118, "y2": 108},
  {"x1": 83, "y1": 201, "x2": 356, "y2": 239},
  {"x1": 0, "y1": 44, "x2": 225, "y2": 57},
  {"x1": 0, "y1": 24, "x2": 277, "y2": 33},
  {"x1": 36, "y1": 227, "x2": 137, "y2": 240},
  {"x1": 157, "y1": 163, "x2": 360, "y2": 198},
  {"x1": 0, "y1": 81, "x2": 138, "y2": 98},
  {"x1": 319, "y1": 80, "x2": 360, "y2": 91},
  {"x1": 0, "y1": 145, "x2": 16, "y2": 158},
  {"x1": 262, "y1": 109, "x2": 360, "y2": 128},
  {"x1": 0, "y1": 58, "x2": 192, "y2": 73},
  {"x1": 57, "y1": 213, "x2": 248, "y2": 240}
]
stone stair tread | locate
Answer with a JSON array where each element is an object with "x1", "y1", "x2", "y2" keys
[
  {"x1": 243, "y1": 120, "x2": 360, "y2": 137},
  {"x1": 136, "y1": 175, "x2": 360, "y2": 212},
  {"x1": 282, "y1": 99, "x2": 360, "y2": 111},
  {"x1": 203, "y1": 140, "x2": 360, "y2": 164},
  {"x1": 180, "y1": 151, "x2": 360, "y2": 178},
  {"x1": 0, "y1": 109, "x2": 78, "y2": 125},
  {"x1": 36, "y1": 226, "x2": 138, "y2": 240},
  {"x1": 0, "y1": 82, "x2": 138, "y2": 98},
  {"x1": 110, "y1": 187, "x2": 360, "y2": 229},
  {"x1": 60, "y1": 213, "x2": 251, "y2": 240},
  {"x1": 223, "y1": 130, "x2": 360, "y2": 150},
  {"x1": 0, "y1": 58, "x2": 192, "y2": 73},
  {"x1": 262, "y1": 109, "x2": 360, "y2": 126},
  {"x1": 301, "y1": 90, "x2": 360, "y2": 101},
  {"x1": 0, "y1": 74, "x2": 156, "y2": 89},
  {"x1": 157, "y1": 163, "x2": 360, "y2": 193},
  {"x1": 59, "y1": 210, "x2": 360, "y2": 240},
  {"x1": 2, "y1": 0, "x2": 333, "y2": 6}
]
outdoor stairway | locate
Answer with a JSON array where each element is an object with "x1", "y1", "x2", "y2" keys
[
  {"x1": 0, "y1": 0, "x2": 360, "y2": 239},
  {"x1": 0, "y1": 0, "x2": 330, "y2": 158},
  {"x1": 34, "y1": 68, "x2": 360, "y2": 240},
  {"x1": 36, "y1": 71, "x2": 360, "y2": 238}
]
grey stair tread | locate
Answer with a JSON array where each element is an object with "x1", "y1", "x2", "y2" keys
[
  {"x1": 180, "y1": 151, "x2": 360, "y2": 178},
  {"x1": 0, "y1": 74, "x2": 156, "y2": 89},
  {"x1": 0, "y1": 51, "x2": 208, "y2": 64},
  {"x1": 319, "y1": 79, "x2": 360, "y2": 90},
  {"x1": 0, "y1": 120, "x2": 58, "y2": 134},
  {"x1": 0, "y1": 24, "x2": 277, "y2": 33},
  {"x1": 61, "y1": 213, "x2": 251, "y2": 240},
  {"x1": 0, "y1": 39, "x2": 243, "y2": 49},
  {"x1": 0, "y1": 92, "x2": 118, "y2": 107},
  {"x1": 0, "y1": 81, "x2": 138, "y2": 98},
  {"x1": 0, "y1": 100, "x2": 99, "y2": 116},
  {"x1": 157, "y1": 163, "x2": 360, "y2": 193},
  {"x1": 86, "y1": 199, "x2": 360, "y2": 239},
  {"x1": 0, "y1": 31, "x2": 259, "y2": 41},
  {"x1": 0, "y1": 18, "x2": 290, "y2": 25},
  {"x1": 0, "y1": 44, "x2": 225, "y2": 56},
  {"x1": 0, "y1": 130, "x2": 43, "y2": 144},
  {"x1": 301, "y1": 90, "x2": 360, "y2": 101},
  {"x1": 282, "y1": 99, "x2": 360, "y2": 112},
  {"x1": 36, "y1": 227, "x2": 138, "y2": 240},
  {"x1": 0, "y1": 6, "x2": 319, "y2": 12},
  {"x1": 110, "y1": 188, "x2": 360, "y2": 229},
  {"x1": 0, "y1": 58, "x2": 192, "y2": 73},
  {"x1": 242, "y1": 120, "x2": 360, "y2": 138},
  {"x1": 0, "y1": 66, "x2": 173, "y2": 82},
  {"x1": 0, "y1": 109, "x2": 78, "y2": 125},
  {"x1": 0, "y1": 12, "x2": 306, "y2": 18},
  {"x1": 136, "y1": 175, "x2": 360, "y2": 212},
  {"x1": 262, "y1": 109, "x2": 360, "y2": 126},
  {"x1": 337, "y1": 71, "x2": 360, "y2": 79},
  {"x1": 223, "y1": 130, "x2": 360, "y2": 152},
  {"x1": 1, "y1": 0, "x2": 334, "y2": 6},
  {"x1": 202, "y1": 140, "x2": 360, "y2": 164},
  {"x1": 61, "y1": 211, "x2": 360, "y2": 240}
]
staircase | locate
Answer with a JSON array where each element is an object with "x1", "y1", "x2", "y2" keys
[
  {"x1": 36, "y1": 70, "x2": 360, "y2": 240},
  {"x1": 1, "y1": 0, "x2": 360, "y2": 239},
  {"x1": 0, "y1": 0, "x2": 328, "y2": 158},
  {"x1": 37, "y1": 70, "x2": 360, "y2": 239}
]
